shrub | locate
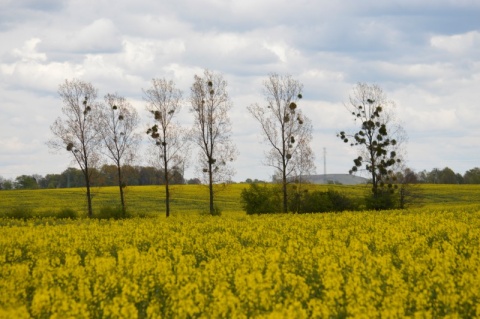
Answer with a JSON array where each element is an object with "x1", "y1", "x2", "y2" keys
[
  {"x1": 326, "y1": 189, "x2": 357, "y2": 212},
  {"x1": 56, "y1": 208, "x2": 78, "y2": 219},
  {"x1": 365, "y1": 190, "x2": 396, "y2": 210},
  {"x1": 242, "y1": 184, "x2": 357, "y2": 214},
  {"x1": 211, "y1": 204, "x2": 222, "y2": 216},
  {"x1": 201, "y1": 204, "x2": 223, "y2": 216},
  {"x1": 95, "y1": 206, "x2": 130, "y2": 220},
  {"x1": 290, "y1": 189, "x2": 356, "y2": 213},
  {"x1": 240, "y1": 184, "x2": 280, "y2": 214},
  {"x1": 4, "y1": 206, "x2": 34, "y2": 220},
  {"x1": 297, "y1": 190, "x2": 334, "y2": 213}
]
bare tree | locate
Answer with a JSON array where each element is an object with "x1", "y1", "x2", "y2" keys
[
  {"x1": 190, "y1": 69, "x2": 237, "y2": 215},
  {"x1": 144, "y1": 78, "x2": 189, "y2": 217},
  {"x1": 48, "y1": 79, "x2": 101, "y2": 217},
  {"x1": 290, "y1": 129, "x2": 316, "y2": 182},
  {"x1": 248, "y1": 73, "x2": 314, "y2": 213},
  {"x1": 337, "y1": 83, "x2": 406, "y2": 208},
  {"x1": 98, "y1": 93, "x2": 140, "y2": 216}
]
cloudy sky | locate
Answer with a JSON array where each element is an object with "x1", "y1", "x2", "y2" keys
[{"x1": 1, "y1": 0, "x2": 479, "y2": 183}]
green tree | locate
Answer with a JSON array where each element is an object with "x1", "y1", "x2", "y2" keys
[
  {"x1": 59, "y1": 167, "x2": 85, "y2": 188},
  {"x1": 121, "y1": 165, "x2": 140, "y2": 186},
  {"x1": 38, "y1": 174, "x2": 61, "y2": 188},
  {"x1": 426, "y1": 168, "x2": 441, "y2": 183},
  {"x1": 0, "y1": 176, "x2": 13, "y2": 190},
  {"x1": 14, "y1": 175, "x2": 39, "y2": 189},
  {"x1": 2, "y1": 180, "x2": 13, "y2": 190},
  {"x1": 440, "y1": 167, "x2": 457, "y2": 184},
  {"x1": 97, "y1": 165, "x2": 118, "y2": 186},
  {"x1": 338, "y1": 83, "x2": 405, "y2": 208},
  {"x1": 240, "y1": 183, "x2": 280, "y2": 215},
  {"x1": 138, "y1": 166, "x2": 161, "y2": 185},
  {"x1": 426, "y1": 167, "x2": 460, "y2": 184},
  {"x1": 464, "y1": 167, "x2": 480, "y2": 184}
]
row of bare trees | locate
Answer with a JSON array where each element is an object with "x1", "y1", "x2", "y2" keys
[
  {"x1": 48, "y1": 82, "x2": 141, "y2": 217},
  {"x1": 48, "y1": 68, "x2": 405, "y2": 216},
  {"x1": 143, "y1": 71, "x2": 239, "y2": 216},
  {"x1": 47, "y1": 71, "x2": 317, "y2": 217},
  {"x1": 48, "y1": 70, "x2": 241, "y2": 217}
]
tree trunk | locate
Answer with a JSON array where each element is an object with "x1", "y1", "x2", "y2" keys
[
  {"x1": 164, "y1": 146, "x2": 170, "y2": 218},
  {"x1": 370, "y1": 146, "x2": 377, "y2": 196},
  {"x1": 117, "y1": 164, "x2": 126, "y2": 217},
  {"x1": 282, "y1": 164, "x2": 288, "y2": 213},
  {"x1": 85, "y1": 167, "x2": 93, "y2": 218},
  {"x1": 282, "y1": 121, "x2": 288, "y2": 213},
  {"x1": 209, "y1": 164, "x2": 214, "y2": 215}
]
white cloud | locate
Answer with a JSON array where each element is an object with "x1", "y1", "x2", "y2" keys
[
  {"x1": 12, "y1": 38, "x2": 47, "y2": 62},
  {"x1": 263, "y1": 42, "x2": 289, "y2": 63},
  {"x1": 0, "y1": 38, "x2": 83, "y2": 92},
  {"x1": 121, "y1": 38, "x2": 186, "y2": 72},
  {"x1": 57, "y1": 18, "x2": 122, "y2": 53},
  {"x1": 430, "y1": 30, "x2": 480, "y2": 55},
  {"x1": 377, "y1": 62, "x2": 452, "y2": 81}
]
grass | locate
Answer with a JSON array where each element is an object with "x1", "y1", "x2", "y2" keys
[{"x1": 0, "y1": 183, "x2": 479, "y2": 218}]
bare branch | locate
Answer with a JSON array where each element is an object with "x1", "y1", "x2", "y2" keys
[
  {"x1": 189, "y1": 69, "x2": 238, "y2": 215},
  {"x1": 144, "y1": 78, "x2": 189, "y2": 217},
  {"x1": 47, "y1": 79, "x2": 101, "y2": 217},
  {"x1": 338, "y1": 82, "x2": 408, "y2": 202},
  {"x1": 247, "y1": 73, "x2": 315, "y2": 213},
  {"x1": 98, "y1": 92, "x2": 141, "y2": 216}
]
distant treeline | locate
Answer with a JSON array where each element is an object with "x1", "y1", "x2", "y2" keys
[
  {"x1": 1, "y1": 166, "x2": 480, "y2": 190},
  {"x1": 403, "y1": 167, "x2": 480, "y2": 184},
  {"x1": 0, "y1": 165, "x2": 201, "y2": 190}
]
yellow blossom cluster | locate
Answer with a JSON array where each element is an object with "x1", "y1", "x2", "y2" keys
[{"x1": 1, "y1": 207, "x2": 479, "y2": 318}]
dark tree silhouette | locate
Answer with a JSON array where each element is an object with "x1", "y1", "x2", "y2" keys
[
  {"x1": 464, "y1": 167, "x2": 480, "y2": 184},
  {"x1": 338, "y1": 83, "x2": 405, "y2": 204}
]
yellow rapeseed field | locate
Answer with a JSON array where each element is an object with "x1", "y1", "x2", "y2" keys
[{"x1": 1, "y1": 205, "x2": 480, "y2": 318}]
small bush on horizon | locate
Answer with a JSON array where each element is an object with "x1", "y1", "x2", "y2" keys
[
  {"x1": 290, "y1": 189, "x2": 357, "y2": 213},
  {"x1": 56, "y1": 208, "x2": 78, "y2": 219},
  {"x1": 241, "y1": 183, "x2": 358, "y2": 214},
  {"x1": 95, "y1": 205, "x2": 131, "y2": 220},
  {"x1": 240, "y1": 183, "x2": 281, "y2": 214},
  {"x1": 200, "y1": 204, "x2": 223, "y2": 216},
  {"x1": 365, "y1": 189, "x2": 396, "y2": 210},
  {"x1": 1, "y1": 206, "x2": 79, "y2": 220},
  {"x1": 212, "y1": 204, "x2": 222, "y2": 216},
  {"x1": 3, "y1": 206, "x2": 34, "y2": 220},
  {"x1": 326, "y1": 189, "x2": 359, "y2": 211}
]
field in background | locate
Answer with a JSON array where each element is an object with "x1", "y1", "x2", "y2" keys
[{"x1": 1, "y1": 183, "x2": 480, "y2": 216}]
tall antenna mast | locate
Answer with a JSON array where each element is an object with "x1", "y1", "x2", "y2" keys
[{"x1": 323, "y1": 147, "x2": 327, "y2": 182}]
